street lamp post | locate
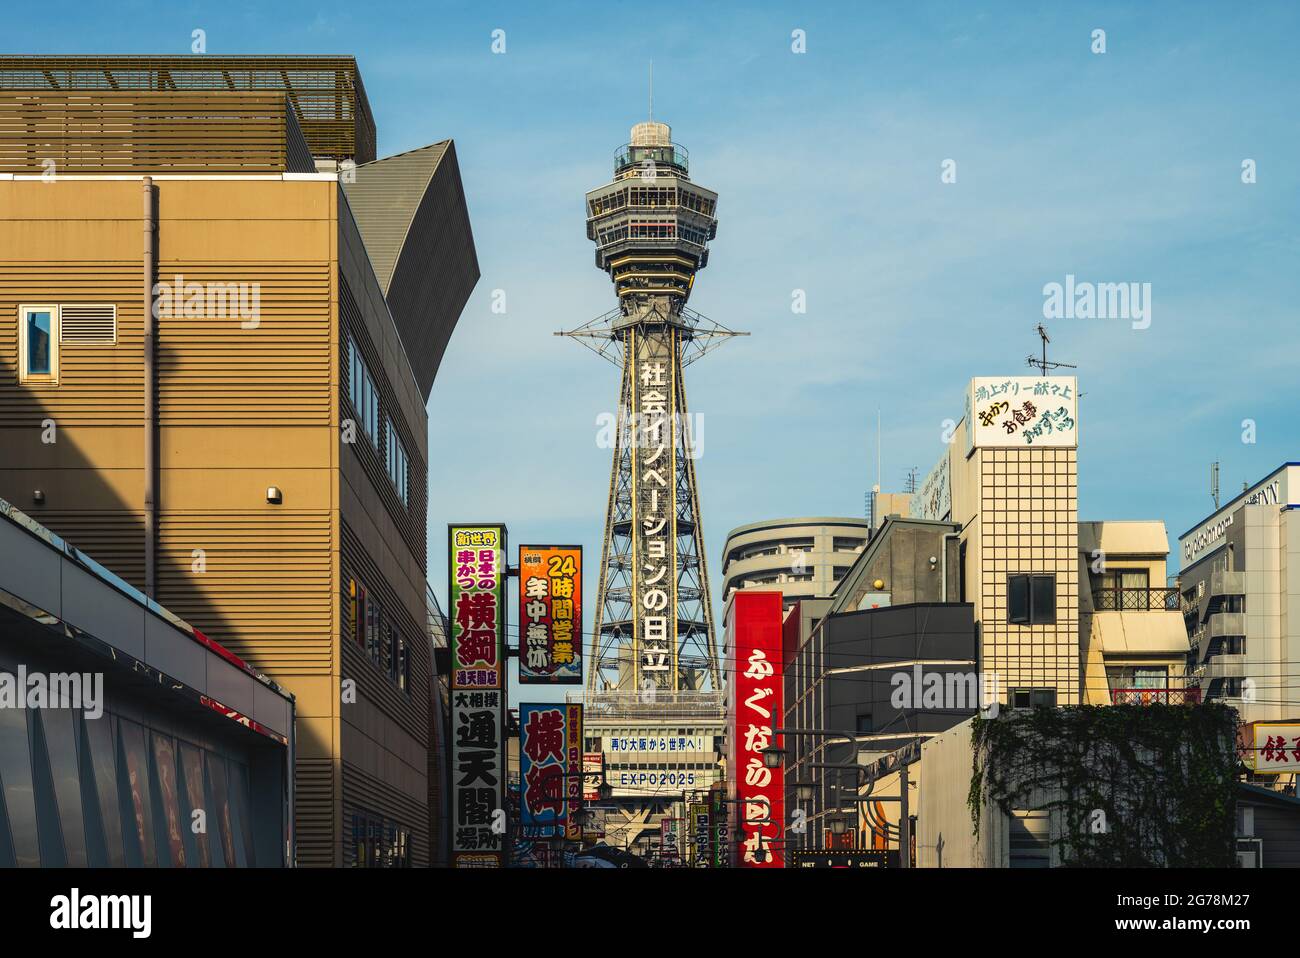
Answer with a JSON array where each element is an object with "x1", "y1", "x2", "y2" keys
[{"x1": 766, "y1": 729, "x2": 919, "y2": 868}]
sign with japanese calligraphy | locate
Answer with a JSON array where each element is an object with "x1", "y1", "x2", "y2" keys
[
  {"x1": 518, "y1": 545, "x2": 583, "y2": 684},
  {"x1": 912, "y1": 452, "x2": 951, "y2": 522},
  {"x1": 1248, "y1": 722, "x2": 1300, "y2": 774},
  {"x1": 450, "y1": 525, "x2": 506, "y2": 689},
  {"x1": 966, "y1": 376, "x2": 1078, "y2": 452},
  {"x1": 582, "y1": 751, "x2": 605, "y2": 801},
  {"x1": 660, "y1": 817, "x2": 680, "y2": 860},
  {"x1": 449, "y1": 524, "x2": 507, "y2": 867},
  {"x1": 519, "y1": 703, "x2": 584, "y2": 839},
  {"x1": 725, "y1": 590, "x2": 785, "y2": 868},
  {"x1": 689, "y1": 802, "x2": 711, "y2": 868},
  {"x1": 450, "y1": 688, "x2": 504, "y2": 867}
]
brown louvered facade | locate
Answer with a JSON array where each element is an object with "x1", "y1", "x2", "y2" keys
[
  {"x1": 0, "y1": 75, "x2": 473, "y2": 866},
  {"x1": 0, "y1": 56, "x2": 374, "y2": 164}
]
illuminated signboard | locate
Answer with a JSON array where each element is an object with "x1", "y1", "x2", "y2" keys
[
  {"x1": 966, "y1": 377, "x2": 1077, "y2": 453},
  {"x1": 519, "y1": 703, "x2": 584, "y2": 840},
  {"x1": 449, "y1": 524, "x2": 506, "y2": 867},
  {"x1": 726, "y1": 590, "x2": 785, "y2": 868},
  {"x1": 518, "y1": 545, "x2": 583, "y2": 684}
]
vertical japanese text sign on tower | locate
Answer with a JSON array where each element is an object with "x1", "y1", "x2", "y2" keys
[
  {"x1": 449, "y1": 524, "x2": 507, "y2": 867},
  {"x1": 518, "y1": 545, "x2": 583, "y2": 684},
  {"x1": 726, "y1": 590, "x2": 785, "y2": 868}
]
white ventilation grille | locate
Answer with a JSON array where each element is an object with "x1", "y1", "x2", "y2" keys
[{"x1": 59, "y1": 304, "x2": 117, "y2": 345}]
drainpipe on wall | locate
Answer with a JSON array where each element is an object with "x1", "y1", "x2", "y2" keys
[{"x1": 143, "y1": 177, "x2": 157, "y2": 597}]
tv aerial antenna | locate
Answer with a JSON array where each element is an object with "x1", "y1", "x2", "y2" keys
[{"x1": 1026, "y1": 324, "x2": 1077, "y2": 375}]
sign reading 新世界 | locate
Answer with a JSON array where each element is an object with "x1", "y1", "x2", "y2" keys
[
  {"x1": 518, "y1": 545, "x2": 582, "y2": 684},
  {"x1": 519, "y1": 703, "x2": 584, "y2": 840},
  {"x1": 966, "y1": 376, "x2": 1078, "y2": 454},
  {"x1": 449, "y1": 524, "x2": 506, "y2": 867}
]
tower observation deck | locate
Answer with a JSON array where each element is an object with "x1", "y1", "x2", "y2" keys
[{"x1": 561, "y1": 120, "x2": 744, "y2": 695}]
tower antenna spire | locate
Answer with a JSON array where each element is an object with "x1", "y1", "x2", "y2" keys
[
  {"x1": 648, "y1": 60, "x2": 653, "y2": 121},
  {"x1": 558, "y1": 114, "x2": 743, "y2": 696}
]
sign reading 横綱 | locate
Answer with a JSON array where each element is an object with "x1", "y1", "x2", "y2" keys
[
  {"x1": 966, "y1": 377, "x2": 1078, "y2": 453},
  {"x1": 519, "y1": 702, "x2": 584, "y2": 840},
  {"x1": 725, "y1": 590, "x2": 785, "y2": 868},
  {"x1": 449, "y1": 524, "x2": 507, "y2": 867},
  {"x1": 518, "y1": 545, "x2": 582, "y2": 684}
]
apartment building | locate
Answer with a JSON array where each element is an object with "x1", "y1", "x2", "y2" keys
[
  {"x1": 720, "y1": 517, "x2": 870, "y2": 611},
  {"x1": 0, "y1": 56, "x2": 478, "y2": 865},
  {"x1": 1179, "y1": 463, "x2": 1300, "y2": 724},
  {"x1": 1078, "y1": 520, "x2": 1191, "y2": 705}
]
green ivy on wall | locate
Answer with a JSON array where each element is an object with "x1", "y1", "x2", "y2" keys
[{"x1": 968, "y1": 704, "x2": 1239, "y2": 867}]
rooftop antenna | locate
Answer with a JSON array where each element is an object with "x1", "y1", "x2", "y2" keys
[
  {"x1": 904, "y1": 466, "x2": 919, "y2": 495},
  {"x1": 648, "y1": 60, "x2": 653, "y2": 121},
  {"x1": 1027, "y1": 323, "x2": 1077, "y2": 375},
  {"x1": 1211, "y1": 461, "x2": 1220, "y2": 511}
]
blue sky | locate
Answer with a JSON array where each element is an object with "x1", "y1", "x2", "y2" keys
[{"x1": 11, "y1": 1, "x2": 1300, "y2": 700}]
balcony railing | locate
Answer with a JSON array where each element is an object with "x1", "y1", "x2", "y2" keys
[
  {"x1": 1110, "y1": 687, "x2": 1202, "y2": 706},
  {"x1": 1092, "y1": 587, "x2": 1181, "y2": 612}
]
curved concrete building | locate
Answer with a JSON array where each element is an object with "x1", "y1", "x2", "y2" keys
[{"x1": 721, "y1": 517, "x2": 873, "y2": 610}]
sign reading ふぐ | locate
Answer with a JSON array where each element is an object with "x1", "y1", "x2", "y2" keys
[{"x1": 966, "y1": 377, "x2": 1078, "y2": 453}]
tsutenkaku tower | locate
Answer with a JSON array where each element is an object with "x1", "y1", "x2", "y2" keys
[{"x1": 560, "y1": 120, "x2": 743, "y2": 694}]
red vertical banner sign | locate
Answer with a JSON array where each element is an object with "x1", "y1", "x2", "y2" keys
[{"x1": 726, "y1": 590, "x2": 785, "y2": 868}]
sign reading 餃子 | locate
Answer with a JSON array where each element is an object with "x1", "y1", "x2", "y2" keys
[
  {"x1": 518, "y1": 545, "x2": 582, "y2": 684},
  {"x1": 1246, "y1": 723, "x2": 1300, "y2": 774},
  {"x1": 725, "y1": 590, "x2": 785, "y2": 868},
  {"x1": 449, "y1": 524, "x2": 507, "y2": 867},
  {"x1": 519, "y1": 703, "x2": 584, "y2": 840},
  {"x1": 966, "y1": 376, "x2": 1078, "y2": 454}
]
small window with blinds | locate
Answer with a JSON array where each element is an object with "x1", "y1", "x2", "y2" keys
[{"x1": 59, "y1": 304, "x2": 117, "y2": 345}]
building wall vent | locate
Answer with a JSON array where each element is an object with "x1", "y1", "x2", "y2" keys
[{"x1": 59, "y1": 304, "x2": 117, "y2": 345}]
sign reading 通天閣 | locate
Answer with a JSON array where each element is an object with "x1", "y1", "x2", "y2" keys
[
  {"x1": 518, "y1": 545, "x2": 583, "y2": 684},
  {"x1": 966, "y1": 377, "x2": 1078, "y2": 454},
  {"x1": 449, "y1": 524, "x2": 506, "y2": 867},
  {"x1": 519, "y1": 703, "x2": 584, "y2": 840}
]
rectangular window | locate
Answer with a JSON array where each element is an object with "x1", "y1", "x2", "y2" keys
[
  {"x1": 1011, "y1": 688, "x2": 1057, "y2": 709},
  {"x1": 386, "y1": 415, "x2": 409, "y2": 506},
  {"x1": 19, "y1": 305, "x2": 59, "y2": 383},
  {"x1": 1008, "y1": 574, "x2": 1056, "y2": 624},
  {"x1": 366, "y1": 593, "x2": 384, "y2": 666},
  {"x1": 348, "y1": 334, "x2": 380, "y2": 449}
]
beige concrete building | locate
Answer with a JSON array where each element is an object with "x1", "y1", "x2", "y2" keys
[
  {"x1": 720, "y1": 517, "x2": 870, "y2": 611},
  {"x1": 0, "y1": 57, "x2": 478, "y2": 866},
  {"x1": 917, "y1": 377, "x2": 1083, "y2": 707},
  {"x1": 1079, "y1": 521, "x2": 1190, "y2": 705}
]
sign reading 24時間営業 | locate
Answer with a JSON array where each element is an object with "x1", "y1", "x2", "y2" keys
[{"x1": 518, "y1": 545, "x2": 582, "y2": 684}]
